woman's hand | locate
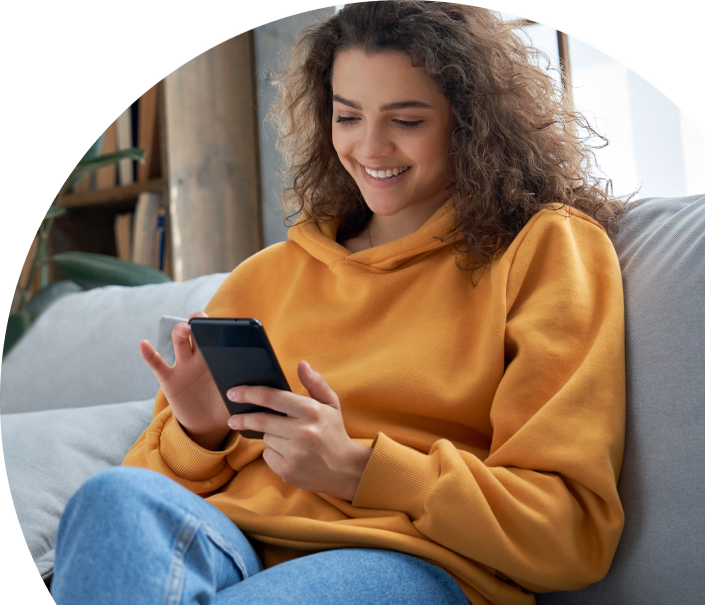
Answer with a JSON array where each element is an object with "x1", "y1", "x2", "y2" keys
[
  {"x1": 227, "y1": 361, "x2": 373, "y2": 502},
  {"x1": 139, "y1": 311, "x2": 231, "y2": 451}
]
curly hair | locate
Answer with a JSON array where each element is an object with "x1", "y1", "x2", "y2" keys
[{"x1": 269, "y1": 1, "x2": 628, "y2": 272}]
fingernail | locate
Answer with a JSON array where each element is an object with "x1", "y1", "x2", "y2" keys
[
  {"x1": 228, "y1": 416, "x2": 241, "y2": 430},
  {"x1": 304, "y1": 361, "x2": 313, "y2": 377},
  {"x1": 227, "y1": 388, "x2": 239, "y2": 401}
]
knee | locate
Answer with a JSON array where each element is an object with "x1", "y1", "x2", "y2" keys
[
  {"x1": 78, "y1": 465, "x2": 161, "y2": 496},
  {"x1": 66, "y1": 466, "x2": 166, "y2": 519}
]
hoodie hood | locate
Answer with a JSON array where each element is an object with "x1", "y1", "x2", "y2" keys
[{"x1": 287, "y1": 199, "x2": 459, "y2": 272}]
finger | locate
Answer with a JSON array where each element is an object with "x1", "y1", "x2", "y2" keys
[
  {"x1": 172, "y1": 322, "x2": 196, "y2": 364},
  {"x1": 188, "y1": 310, "x2": 208, "y2": 321},
  {"x1": 138, "y1": 339, "x2": 172, "y2": 383},
  {"x1": 185, "y1": 311, "x2": 209, "y2": 353},
  {"x1": 227, "y1": 386, "x2": 309, "y2": 418},
  {"x1": 261, "y1": 445, "x2": 290, "y2": 482},
  {"x1": 228, "y1": 412, "x2": 293, "y2": 438},
  {"x1": 298, "y1": 361, "x2": 340, "y2": 409}
]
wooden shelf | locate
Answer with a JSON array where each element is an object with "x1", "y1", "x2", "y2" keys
[
  {"x1": 50, "y1": 31, "x2": 262, "y2": 282},
  {"x1": 60, "y1": 179, "x2": 165, "y2": 208}
]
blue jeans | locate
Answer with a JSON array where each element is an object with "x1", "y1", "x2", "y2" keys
[{"x1": 52, "y1": 467, "x2": 468, "y2": 604}]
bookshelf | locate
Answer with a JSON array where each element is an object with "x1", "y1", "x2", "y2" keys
[
  {"x1": 50, "y1": 79, "x2": 172, "y2": 278},
  {"x1": 47, "y1": 29, "x2": 263, "y2": 285},
  {"x1": 60, "y1": 178, "x2": 166, "y2": 208}
]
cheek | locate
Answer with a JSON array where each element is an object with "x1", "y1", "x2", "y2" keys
[
  {"x1": 420, "y1": 130, "x2": 451, "y2": 174},
  {"x1": 332, "y1": 130, "x2": 355, "y2": 171},
  {"x1": 331, "y1": 128, "x2": 347, "y2": 155}
]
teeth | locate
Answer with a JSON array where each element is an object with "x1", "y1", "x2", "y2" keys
[{"x1": 365, "y1": 166, "x2": 409, "y2": 180}]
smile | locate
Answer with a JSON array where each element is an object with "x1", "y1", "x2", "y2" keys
[{"x1": 364, "y1": 166, "x2": 410, "y2": 180}]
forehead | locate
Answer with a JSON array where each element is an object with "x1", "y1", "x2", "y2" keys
[{"x1": 331, "y1": 48, "x2": 444, "y2": 105}]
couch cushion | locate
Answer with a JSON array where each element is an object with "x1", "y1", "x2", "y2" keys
[
  {"x1": 0, "y1": 272, "x2": 228, "y2": 414},
  {"x1": 1, "y1": 398, "x2": 155, "y2": 580},
  {"x1": 537, "y1": 194, "x2": 705, "y2": 604}
]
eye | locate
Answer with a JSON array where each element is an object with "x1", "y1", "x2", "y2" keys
[
  {"x1": 396, "y1": 120, "x2": 423, "y2": 130},
  {"x1": 335, "y1": 116, "x2": 359, "y2": 126}
]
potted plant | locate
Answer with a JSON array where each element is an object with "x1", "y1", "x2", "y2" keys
[{"x1": 4, "y1": 136, "x2": 171, "y2": 357}]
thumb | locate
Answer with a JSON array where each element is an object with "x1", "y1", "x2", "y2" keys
[{"x1": 298, "y1": 361, "x2": 340, "y2": 409}]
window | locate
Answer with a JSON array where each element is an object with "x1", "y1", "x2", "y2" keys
[
  {"x1": 336, "y1": 4, "x2": 705, "y2": 199},
  {"x1": 504, "y1": 14, "x2": 705, "y2": 198}
]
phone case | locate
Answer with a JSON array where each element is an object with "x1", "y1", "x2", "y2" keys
[{"x1": 188, "y1": 318, "x2": 290, "y2": 438}]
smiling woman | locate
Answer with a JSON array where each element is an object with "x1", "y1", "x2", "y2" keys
[
  {"x1": 332, "y1": 50, "x2": 454, "y2": 250},
  {"x1": 272, "y1": 1, "x2": 626, "y2": 274},
  {"x1": 49, "y1": 3, "x2": 628, "y2": 605}
]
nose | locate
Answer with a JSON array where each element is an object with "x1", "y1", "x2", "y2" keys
[{"x1": 358, "y1": 122, "x2": 394, "y2": 160}]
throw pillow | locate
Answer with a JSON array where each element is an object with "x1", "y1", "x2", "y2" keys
[{"x1": 2, "y1": 398, "x2": 154, "y2": 580}]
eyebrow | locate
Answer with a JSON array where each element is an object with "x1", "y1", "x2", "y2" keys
[{"x1": 332, "y1": 95, "x2": 433, "y2": 111}]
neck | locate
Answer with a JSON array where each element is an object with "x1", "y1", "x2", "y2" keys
[{"x1": 367, "y1": 196, "x2": 448, "y2": 247}]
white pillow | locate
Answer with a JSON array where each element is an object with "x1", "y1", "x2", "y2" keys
[
  {"x1": 1, "y1": 399, "x2": 155, "y2": 580},
  {"x1": 0, "y1": 272, "x2": 227, "y2": 414}
]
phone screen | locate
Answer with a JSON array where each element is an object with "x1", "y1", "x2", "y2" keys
[
  {"x1": 188, "y1": 318, "x2": 290, "y2": 421},
  {"x1": 198, "y1": 346, "x2": 286, "y2": 391}
]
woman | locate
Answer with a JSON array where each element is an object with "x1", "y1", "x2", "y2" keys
[{"x1": 51, "y1": 3, "x2": 627, "y2": 604}]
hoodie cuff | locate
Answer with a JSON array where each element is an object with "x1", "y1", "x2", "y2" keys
[
  {"x1": 352, "y1": 432, "x2": 440, "y2": 520},
  {"x1": 159, "y1": 415, "x2": 241, "y2": 482}
]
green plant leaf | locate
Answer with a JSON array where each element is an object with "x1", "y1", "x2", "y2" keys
[
  {"x1": 26, "y1": 280, "x2": 83, "y2": 320},
  {"x1": 45, "y1": 205, "x2": 67, "y2": 220},
  {"x1": 3, "y1": 313, "x2": 28, "y2": 358},
  {"x1": 81, "y1": 133, "x2": 106, "y2": 162},
  {"x1": 53, "y1": 251, "x2": 171, "y2": 289},
  {"x1": 77, "y1": 148, "x2": 146, "y2": 171},
  {"x1": 65, "y1": 148, "x2": 146, "y2": 193},
  {"x1": 69, "y1": 131, "x2": 105, "y2": 187}
]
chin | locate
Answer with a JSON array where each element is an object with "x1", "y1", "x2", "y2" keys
[{"x1": 360, "y1": 196, "x2": 407, "y2": 216}]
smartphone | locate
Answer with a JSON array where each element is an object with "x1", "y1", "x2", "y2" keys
[{"x1": 188, "y1": 317, "x2": 289, "y2": 439}]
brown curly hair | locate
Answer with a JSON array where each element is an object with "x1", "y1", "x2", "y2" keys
[{"x1": 269, "y1": 1, "x2": 627, "y2": 272}]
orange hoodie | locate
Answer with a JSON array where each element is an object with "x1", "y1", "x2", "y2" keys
[{"x1": 124, "y1": 200, "x2": 626, "y2": 605}]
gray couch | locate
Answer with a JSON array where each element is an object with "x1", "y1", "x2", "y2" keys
[{"x1": 1, "y1": 194, "x2": 704, "y2": 604}]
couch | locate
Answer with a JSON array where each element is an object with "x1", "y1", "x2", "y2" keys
[{"x1": 1, "y1": 194, "x2": 704, "y2": 604}]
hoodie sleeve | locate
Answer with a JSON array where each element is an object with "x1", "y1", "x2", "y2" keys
[
  {"x1": 352, "y1": 210, "x2": 626, "y2": 593},
  {"x1": 121, "y1": 389, "x2": 244, "y2": 494},
  {"x1": 122, "y1": 267, "x2": 268, "y2": 494}
]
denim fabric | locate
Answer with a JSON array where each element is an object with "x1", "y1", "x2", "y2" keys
[{"x1": 52, "y1": 467, "x2": 468, "y2": 605}]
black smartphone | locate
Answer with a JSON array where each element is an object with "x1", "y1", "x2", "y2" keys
[{"x1": 188, "y1": 317, "x2": 289, "y2": 439}]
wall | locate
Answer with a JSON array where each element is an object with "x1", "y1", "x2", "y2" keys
[{"x1": 253, "y1": 7, "x2": 337, "y2": 248}]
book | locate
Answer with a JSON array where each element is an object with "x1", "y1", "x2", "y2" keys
[
  {"x1": 131, "y1": 100, "x2": 139, "y2": 186},
  {"x1": 114, "y1": 213, "x2": 133, "y2": 261},
  {"x1": 96, "y1": 121, "x2": 117, "y2": 189},
  {"x1": 131, "y1": 192, "x2": 163, "y2": 267},
  {"x1": 155, "y1": 205, "x2": 166, "y2": 271},
  {"x1": 138, "y1": 85, "x2": 159, "y2": 182},
  {"x1": 115, "y1": 106, "x2": 134, "y2": 185}
]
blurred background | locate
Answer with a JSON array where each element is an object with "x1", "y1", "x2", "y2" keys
[
  {"x1": 502, "y1": 11, "x2": 705, "y2": 201},
  {"x1": 14, "y1": 5, "x2": 705, "y2": 289}
]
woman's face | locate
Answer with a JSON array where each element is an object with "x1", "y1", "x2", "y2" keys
[{"x1": 331, "y1": 49, "x2": 453, "y2": 221}]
